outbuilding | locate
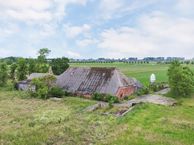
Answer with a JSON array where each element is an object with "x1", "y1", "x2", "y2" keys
[
  {"x1": 16, "y1": 73, "x2": 51, "y2": 91},
  {"x1": 56, "y1": 67, "x2": 141, "y2": 99}
]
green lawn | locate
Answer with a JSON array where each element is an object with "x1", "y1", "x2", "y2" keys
[
  {"x1": 0, "y1": 90, "x2": 194, "y2": 145},
  {"x1": 70, "y1": 63, "x2": 194, "y2": 85}
]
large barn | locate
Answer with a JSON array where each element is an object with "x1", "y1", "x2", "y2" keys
[{"x1": 56, "y1": 67, "x2": 141, "y2": 99}]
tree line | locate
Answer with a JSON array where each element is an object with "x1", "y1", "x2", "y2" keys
[{"x1": 0, "y1": 48, "x2": 69, "y2": 86}]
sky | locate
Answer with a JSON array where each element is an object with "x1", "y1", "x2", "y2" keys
[{"x1": 0, "y1": 0, "x2": 194, "y2": 59}]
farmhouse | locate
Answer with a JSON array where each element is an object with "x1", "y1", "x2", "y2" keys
[{"x1": 56, "y1": 67, "x2": 140, "y2": 99}]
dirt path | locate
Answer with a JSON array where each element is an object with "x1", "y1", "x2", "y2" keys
[
  {"x1": 86, "y1": 89, "x2": 176, "y2": 113},
  {"x1": 86, "y1": 94, "x2": 176, "y2": 113},
  {"x1": 155, "y1": 88, "x2": 170, "y2": 95},
  {"x1": 117, "y1": 88, "x2": 175, "y2": 107}
]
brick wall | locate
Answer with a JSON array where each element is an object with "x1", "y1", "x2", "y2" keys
[{"x1": 116, "y1": 86, "x2": 135, "y2": 99}]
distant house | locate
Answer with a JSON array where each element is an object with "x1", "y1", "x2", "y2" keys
[
  {"x1": 56, "y1": 67, "x2": 141, "y2": 99},
  {"x1": 17, "y1": 73, "x2": 51, "y2": 91}
]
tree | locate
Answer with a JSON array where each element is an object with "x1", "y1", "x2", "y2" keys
[
  {"x1": 37, "y1": 48, "x2": 51, "y2": 63},
  {"x1": 0, "y1": 63, "x2": 8, "y2": 86},
  {"x1": 17, "y1": 58, "x2": 28, "y2": 81},
  {"x1": 30, "y1": 75, "x2": 56, "y2": 99},
  {"x1": 36, "y1": 48, "x2": 51, "y2": 73},
  {"x1": 168, "y1": 61, "x2": 194, "y2": 97},
  {"x1": 10, "y1": 63, "x2": 17, "y2": 81},
  {"x1": 36, "y1": 63, "x2": 50, "y2": 73},
  {"x1": 27, "y1": 59, "x2": 37, "y2": 74},
  {"x1": 51, "y1": 57, "x2": 69, "y2": 75}
]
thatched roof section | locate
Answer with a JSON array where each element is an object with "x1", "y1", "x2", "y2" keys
[{"x1": 56, "y1": 67, "x2": 136, "y2": 96}]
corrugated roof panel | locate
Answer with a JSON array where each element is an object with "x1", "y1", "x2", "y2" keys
[{"x1": 56, "y1": 67, "x2": 136, "y2": 95}]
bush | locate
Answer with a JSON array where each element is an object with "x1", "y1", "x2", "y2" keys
[
  {"x1": 29, "y1": 85, "x2": 48, "y2": 99},
  {"x1": 108, "y1": 97, "x2": 114, "y2": 108},
  {"x1": 29, "y1": 75, "x2": 57, "y2": 99},
  {"x1": 124, "y1": 95, "x2": 136, "y2": 100},
  {"x1": 64, "y1": 91, "x2": 73, "y2": 96},
  {"x1": 92, "y1": 93, "x2": 119, "y2": 103},
  {"x1": 48, "y1": 87, "x2": 65, "y2": 98},
  {"x1": 168, "y1": 61, "x2": 194, "y2": 97},
  {"x1": 149, "y1": 82, "x2": 166, "y2": 92},
  {"x1": 136, "y1": 87, "x2": 150, "y2": 96}
]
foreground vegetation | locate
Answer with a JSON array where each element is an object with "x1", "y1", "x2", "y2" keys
[{"x1": 0, "y1": 89, "x2": 194, "y2": 145}]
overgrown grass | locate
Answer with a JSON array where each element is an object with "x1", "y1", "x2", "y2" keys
[
  {"x1": 106, "y1": 102, "x2": 194, "y2": 145},
  {"x1": 1, "y1": 89, "x2": 194, "y2": 145},
  {"x1": 0, "y1": 89, "x2": 116, "y2": 145}
]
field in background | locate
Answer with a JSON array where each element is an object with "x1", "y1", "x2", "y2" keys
[
  {"x1": 70, "y1": 63, "x2": 194, "y2": 85},
  {"x1": 0, "y1": 90, "x2": 194, "y2": 145}
]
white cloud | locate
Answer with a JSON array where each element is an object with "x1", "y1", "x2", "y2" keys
[
  {"x1": 64, "y1": 24, "x2": 91, "y2": 38},
  {"x1": 98, "y1": 11, "x2": 194, "y2": 58},
  {"x1": 76, "y1": 38, "x2": 97, "y2": 47},
  {"x1": 99, "y1": 0, "x2": 124, "y2": 19},
  {"x1": 175, "y1": 0, "x2": 194, "y2": 15},
  {"x1": 39, "y1": 24, "x2": 57, "y2": 37},
  {"x1": 0, "y1": 49, "x2": 12, "y2": 58},
  {"x1": 0, "y1": 0, "x2": 88, "y2": 23},
  {"x1": 0, "y1": 47, "x2": 38, "y2": 58},
  {"x1": 0, "y1": 0, "x2": 51, "y2": 11},
  {"x1": 0, "y1": 0, "x2": 52, "y2": 23},
  {"x1": 99, "y1": 0, "x2": 159, "y2": 20},
  {"x1": 67, "y1": 51, "x2": 81, "y2": 58},
  {"x1": 98, "y1": 27, "x2": 154, "y2": 58},
  {"x1": 53, "y1": 0, "x2": 87, "y2": 19},
  {"x1": 0, "y1": 23, "x2": 20, "y2": 37}
]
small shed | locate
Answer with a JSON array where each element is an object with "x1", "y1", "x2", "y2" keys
[
  {"x1": 56, "y1": 67, "x2": 141, "y2": 99},
  {"x1": 17, "y1": 73, "x2": 51, "y2": 91}
]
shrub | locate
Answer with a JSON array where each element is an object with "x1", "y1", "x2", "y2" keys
[
  {"x1": 48, "y1": 87, "x2": 65, "y2": 98},
  {"x1": 64, "y1": 91, "x2": 72, "y2": 96},
  {"x1": 149, "y1": 83, "x2": 158, "y2": 92},
  {"x1": 92, "y1": 93, "x2": 119, "y2": 103},
  {"x1": 29, "y1": 80, "x2": 48, "y2": 99},
  {"x1": 108, "y1": 97, "x2": 114, "y2": 108},
  {"x1": 148, "y1": 82, "x2": 168, "y2": 93},
  {"x1": 136, "y1": 87, "x2": 150, "y2": 96},
  {"x1": 37, "y1": 87, "x2": 48, "y2": 99},
  {"x1": 29, "y1": 75, "x2": 57, "y2": 99},
  {"x1": 124, "y1": 95, "x2": 136, "y2": 100}
]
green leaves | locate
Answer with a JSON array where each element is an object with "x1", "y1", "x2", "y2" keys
[
  {"x1": 17, "y1": 58, "x2": 28, "y2": 81},
  {"x1": 0, "y1": 63, "x2": 8, "y2": 86},
  {"x1": 30, "y1": 75, "x2": 57, "y2": 99},
  {"x1": 168, "y1": 61, "x2": 194, "y2": 97},
  {"x1": 50, "y1": 57, "x2": 69, "y2": 75}
]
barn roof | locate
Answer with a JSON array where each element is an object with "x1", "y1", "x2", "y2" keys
[
  {"x1": 56, "y1": 67, "x2": 136, "y2": 96},
  {"x1": 28, "y1": 73, "x2": 50, "y2": 80}
]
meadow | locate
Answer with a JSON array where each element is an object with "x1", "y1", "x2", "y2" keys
[
  {"x1": 71, "y1": 62, "x2": 194, "y2": 85},
  {"x1": 1, "y1": 63, "x2": 194, "y2": 145}
]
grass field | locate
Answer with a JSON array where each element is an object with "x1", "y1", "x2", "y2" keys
[
  {"x1": 1, "y1": 63, "x2": 194, "y2": 145},
  {"x1": 70, "y1": 63, "x2": 194, "y2": 85},
  {"x1": 1, "y1": 89, "x2": 194, "y2": 145}
]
